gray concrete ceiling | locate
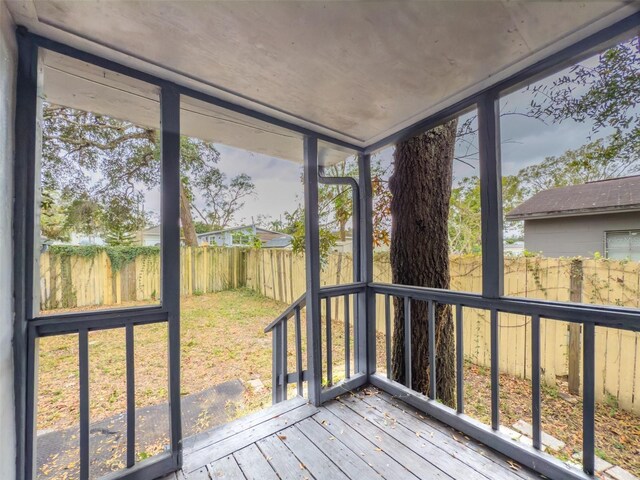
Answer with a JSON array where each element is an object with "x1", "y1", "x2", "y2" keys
[{"x1": 6, "y1": 0, "x2": 640, "y2": 161}]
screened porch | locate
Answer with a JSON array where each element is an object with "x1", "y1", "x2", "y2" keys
[{"x1": 6, "y1": 2, "x2": 640, "y2": 480}]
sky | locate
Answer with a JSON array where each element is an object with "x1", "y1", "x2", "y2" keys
[
  {"x1": 142, "y1": 93, "x2": 604, "y2": 228},
  {"x1": 209, "y1": 146, "x2": 303, "y2": 226},
  {"x1": 186, "y1": 89, "x2": 604, "y2": 229}
]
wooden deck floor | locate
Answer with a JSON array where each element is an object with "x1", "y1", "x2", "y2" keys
[{"x1": 164, "y1": 388, "x2": 542, "y2": 480}]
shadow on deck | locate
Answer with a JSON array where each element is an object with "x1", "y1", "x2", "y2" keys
[{"x1": 164, "y1": 387, "x2": 541, "y2": 480}]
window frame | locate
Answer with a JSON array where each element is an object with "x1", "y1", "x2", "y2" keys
[{"x1": 605, "y1": 229, "x2": 640, "y2": 260}]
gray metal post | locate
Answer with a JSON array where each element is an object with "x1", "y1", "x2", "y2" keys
[
  {"x1": 318, "y1": 169, "x2": 360, "y2": 282},
  {"x1": 479, "y1": 92, "x2": 503, "y2": 432},
  {"x1": 303, "y1": 135, "x2": 323, "y2": 406},
  {"x1": 583, "y1": 323, "x2": 596, "y2": 475},
  {"x1": 478, "y1": 92, "x2": 503, "y2": 299},
  {"x1": 14, "y1": 27, "x2": 39, "y2": 480},
  {"x1": 358, "y1": 153, "x2": 375, "y2": 378},
  {"x1": 160, "y1": 85, "x2": 183, "y2": 467}
]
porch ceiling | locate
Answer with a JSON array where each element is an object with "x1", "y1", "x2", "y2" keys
[{"x1": 7, "y1": 0, "x2": 639, "y2": 159}]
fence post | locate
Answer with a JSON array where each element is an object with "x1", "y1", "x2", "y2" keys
[{"x1": 568, "y1": 258, "x2": 583, "y2": 395}]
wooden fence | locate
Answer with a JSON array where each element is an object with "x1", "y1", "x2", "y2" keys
[
  {"x1": 39, "y1": 247, "x2": 246, "y2": 310},
  {"x1": 39, "y1": 247, "x2": 640, "y2": 413}
]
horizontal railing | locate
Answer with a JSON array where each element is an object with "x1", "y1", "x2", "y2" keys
[
  {"x1": 370, "y1": 283, "x2": 640, "y2": 331},
  {"x1": 265, "y1": 282, "x2": 368, "y2": 405},
  {"x1": 370, "y1": 282, "x2": 640, "y2": 479},
  {"x1": 28, "y1": 307, "x2": 173, "y2": 480}
]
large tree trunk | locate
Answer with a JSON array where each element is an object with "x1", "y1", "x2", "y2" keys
[
  {"x1": 180, "y1": 182, "x2": 199, "y2": 247},
  {"x1": 389, "y1": 120, "x2": 457, "y2": 406}
]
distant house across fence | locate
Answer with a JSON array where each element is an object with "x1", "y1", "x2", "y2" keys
[
  {"x1": 197, "y1": 224, "x2": 292, "y2": 248},
  {"x1": 137, "y1": 225, "x2": 162, "y2": 246},
  {"x1": 507, "y1": 176, "x2": 640, "y2": 259}
]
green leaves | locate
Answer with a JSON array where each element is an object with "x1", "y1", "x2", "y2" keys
[
  {"x1": 529, "y1": 37, "x2": 640, "y2": 171},
  {"x1": 41, "y1": 102, "x2": 255, "y2": 243}
]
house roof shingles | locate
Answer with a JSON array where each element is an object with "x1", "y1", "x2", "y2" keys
[{"x1": 505, "y1": 175, "x2": 640, "y2": 221}]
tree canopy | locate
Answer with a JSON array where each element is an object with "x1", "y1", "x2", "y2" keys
[
  {"x1": 41, "y1": 104, "x2": 255, "y2": 245},
  {"x1": 378, "y1": 37, "x2": 640, "y2": 255}
]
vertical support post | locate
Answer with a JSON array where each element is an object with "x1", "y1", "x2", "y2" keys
[
  {"x1": 358, "y1": 153, "x2": 375, "y2": 378},
  {"x1": 404, "y1": 297, "x2": 412, "y2": 389},
  {"x1": 25, "y1": 328, "x2": 38, "y2": 480},
  {"x1": 344, "y1": 294, "x2": 351, "y2": 379},
  {"x1": 125, "y1": 324, "x2": 135, "y2": 467},
  {"x1": 531, "y1": 314, "x2": 542, "y2": 450},
  {"x1": 490, "y1": 309, "x2": 500, "y2": 430},
  {"x1": 272, "y1": 324, "x2": 281, "y2": 404},
  {"x1": 295, "y1": 307, "x2": 303, "y2": 397},
  {"x1": 385, "y1": 294, "x2": 391, "y2": 379},
  {"x1": 455, "y1": 305, "x2": 464, "y2": 414},
  {"x1": 428, "y1": 301, "x2": 436, "y2": 400},
  {"x1": 325, "y1": 297, "x2": 332, "y2": 386},
  {"x1": 281, "y1": 319, "x2": 288, "y2": 401},
  {"x1": 479, "y1": 91, "x2": 502, "y2": 432},
  {"x1": 478, "y1": 92, "x2": 503, "y2": 299},
  {"x1": 303, "y1": 135, "x2": 322, "y2": 406},
  {"x1": 160, "y1": 85, "x2": 182, "y2": 467},
  {"x1": 14, "y1": 28, "x2": 39, "y2": 480},
  {"x1": 583, "y1": 323, "x2": 595, "y2": 475},
  {"x1": 79, "y1": 329, "x2": 89, "y2": 480}
]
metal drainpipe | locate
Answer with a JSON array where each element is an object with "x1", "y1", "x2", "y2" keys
[{"x1": 318, "y1": 166, "x2": 361, "y2": 283}]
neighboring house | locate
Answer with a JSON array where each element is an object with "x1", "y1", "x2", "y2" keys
[
  {"x1": 504, "y1": 240, "x2": 524, "y2": 256},
  {"x1": 332, "y1": 232, "x2": 354, "y2": 254},
  {"x1": 506, "y1": 176, "x2": 640, "y2": 260},
  {"x1": 52, "y1": 232, "x2": 106, "y2": 247},
  {"x1": 43, "y1": 227, "x2": 162, "y2": 248},
  {"x1": 197, "y1": 225, "x2": 292, "y2": 248},
  {"x1": 137, "y1": 225, "x2": 162, "y2": 246}
]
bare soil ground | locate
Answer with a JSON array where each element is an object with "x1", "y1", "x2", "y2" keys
[{"x1": 463, "y1": 362, "x2": 640, "y2": 477}]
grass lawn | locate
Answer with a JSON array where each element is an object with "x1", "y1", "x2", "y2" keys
[{"x1": 37, "y1": 289, "x2": 286, "y2": 435}]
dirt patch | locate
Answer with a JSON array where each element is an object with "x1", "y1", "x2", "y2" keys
[{"x1": 463, "y1": 362, "x2": 640, "y2": 477}]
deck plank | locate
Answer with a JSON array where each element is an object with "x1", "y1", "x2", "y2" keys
[
  {"x1": 184, "y1": 403, "x2": 319, "y2": 472},
  {"x1": 256, "y1": 434, "x2": 315, "y2": 480},
  {"x1": 338, "y1": 394, "x2": 489, "y2": 480},
  {"x1": 187, "y1": 467, "x2": 212, "y2": 479},
  {"x1": 372, "y1": 390, "x2": 541, "y2": 480},
  {"x1": 179, "y1": 389, "x2": 538, "y2": 480},
  {"x1": 313, "y1": 407, "x2": 421, "y2": 480},
  {"x1": 296, "y1": 417, "x2": 384, "y2": 479},
  {"x1": 184, "y1": 396, "x2": 308, "y2": 452},
  {"x1": 324, "y1": 401, "x2": 453, "y2": 479},
  {"x1": 358, "y1": 392, "x2": 535, "y2": 480},
  {"x1": 233, "y1": 444, "x2": 278, "y2": 480},
  {"x1": 278, "y1": 424, "x2": 350, "y2": 479},
  {"x1": 157, "y1": 473, "x2": 179, "y2": 480},
  {"x1": 209, "y1": 455, "x2": 245, "y2": 479}
]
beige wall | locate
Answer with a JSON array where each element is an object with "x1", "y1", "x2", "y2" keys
[{"x1": 0, "y1": 1, "x2": 16, "y2": 478}]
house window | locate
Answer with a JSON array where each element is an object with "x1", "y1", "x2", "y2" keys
[{"x1": 605, "y1": 230, "x2": 640, "y2": 261}]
